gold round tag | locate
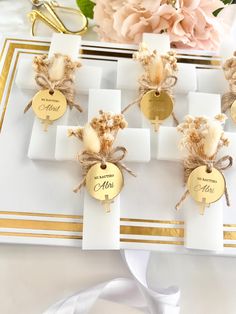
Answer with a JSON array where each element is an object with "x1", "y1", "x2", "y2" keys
[
  {"x1": 230, "y1": 100, "x2": 236, "y2": 123},
  {"x1": 187, "y1": 166, "x2": 225, "y2": 204},
  {"x1": 86, "y1": 162, "x2": 124, "y2": 202},
  {"x1": 32, "y1": 89, "x2": 67, "y2": 121},
  {"x1": 140, "y1": 90, "x2": 173, "y2": 121}
]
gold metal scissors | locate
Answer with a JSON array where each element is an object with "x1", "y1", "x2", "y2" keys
[{"x1": 28, "y1": 0, "x2": 88, "y2": 36}]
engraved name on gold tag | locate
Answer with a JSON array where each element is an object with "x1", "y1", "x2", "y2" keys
[
  {"x1": 187, "y1": 165, "x2": 225, "y2": 215},
  {"x1": 230, "y1": 100, "x2": 236, "y2": 123},
  {"x1": 32, "y1": 89, "x2": 67, "y2": 131},
  {"x1": 86, "y1": 162, "x2": 124, "y2": 212},
  {"x1": 140, "y1": 90, "x2": 173, "y2": 131}
]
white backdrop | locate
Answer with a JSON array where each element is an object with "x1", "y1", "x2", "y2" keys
[{"x1": 1, "y1": 1, "x2": 236, "y2": 313}]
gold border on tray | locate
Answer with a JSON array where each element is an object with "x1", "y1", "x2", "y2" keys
[{"x1": 0, "y1": 37, "x2": 234, "y2": 249}]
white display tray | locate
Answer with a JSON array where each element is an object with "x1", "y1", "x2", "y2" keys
[{"x1": 0, "y1": 35, "x2": 236, "y2": 255}]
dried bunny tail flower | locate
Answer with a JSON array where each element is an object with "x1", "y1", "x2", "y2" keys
[
  {"x1": 148, "y1": 53, "x2": 164, "y2": 85},
  {"x1": 203, "y1": 120, "x2": 223, "y2": 158},
  {"x1": 83, "y1": 123, "x2": 101, "y2": 153},
  {"x1": 48, "y1": 54, "x2": 66, "y2": 81}
]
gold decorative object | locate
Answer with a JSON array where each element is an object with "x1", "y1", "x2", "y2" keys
[
  {"x1": 28, "y1": 0, "x2": 88, "y2": 36},
  {"x1": 187, "y1": 166, "x2": 225, "y2": 215},
  {"x1": 86, "y1": 162, "x2": 124, "y2": 212},
  {"x1": 140, "y1": 90, "x2": 173, "y2": 131},
  {"x1": 32, "y1": 89, "x2": 67, "y2": 131}
]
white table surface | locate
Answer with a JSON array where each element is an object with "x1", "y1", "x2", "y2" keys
[{"x1": 1, "y1": 1, "x2": 236, "y2": 314}]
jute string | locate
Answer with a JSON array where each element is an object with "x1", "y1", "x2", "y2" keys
[
  {"x1": 222, "y1": 51, "x2": 236, "y2": 113},
  {"x1": 175, "y1": 154, "x2": 233, "y2": 210},
  {"x1": 24, "y1": 67, "x2": 82, "y2": 113},
  {"x1": 122, "y1": 75, "x2": 179, "y2": 125},
  {"x1": 74, "y1": 146, "x2": 136, "y2": 193}
]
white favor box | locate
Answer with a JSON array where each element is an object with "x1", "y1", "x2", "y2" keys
[
  {"x1": 157, "y1": 123, "x2": 231, "y2": 251},
  {"x1": 82, "y1": 194, "x2": 120, "y2": 250},
  {"x1": 196, "y1": 67, "x2": 236, "y2": 132},
  {"x1": 55, "y1": 89, "x2": 150, "y2": 250},
  {"x1": 117, "y1": 33, "x2": 197, "y2": 159},
  {"x1": 184, "y1": 199, "x2": 223, "y2": 251},
  {"x1": 156, "y1": 91, "x2": 227, "y2": 251},
  {"x1": 188, "y1": 92, "x2": 221, "y2": 118},
  {"x1": 15, "y1": 33, "x2": 102, "y2": 161}
]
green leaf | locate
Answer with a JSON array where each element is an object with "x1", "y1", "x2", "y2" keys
[
  {"x1": 76, "y1": 0, "x2": 95, "y2": 19},
  {"x1": 221, "y1": 0, "x2": 233, "y2": 4},
  {"x1": 214, "y1": 0, "x2": 233, "y2": 16}
]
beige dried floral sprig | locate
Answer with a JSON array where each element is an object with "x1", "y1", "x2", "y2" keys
[
  {"x1": 24, "y1": 53, "x2": 82, "y2": 113},
  {"x1": 223, "y1": 52, "x2": 236, "y2": 91},
  {"x1": 33, "y1": 53, "x2": 81, "y2": 82},
  {"x1": 133, "y1": 42, "x2": 178, "y2": 86},
  {"x1": 222, "y1": 51, "x2": 236, "y2": 113},
  {"x1": 69, "y1": 111, "x2": 128, "y2": 154},
  {"x1": 177, "y1": 114, "x2": 229, "y2": 160},
  {"x1": 68, "y1": 111, "x2": 134, "y2": 193}
]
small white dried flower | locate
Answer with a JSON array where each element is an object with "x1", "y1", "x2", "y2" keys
[
  {"x1": 107, "y1": 119, "x2": 114, "y2": 128},
  {"x1": 103, "y1": 133, "x2": 114, "y2": 141}
]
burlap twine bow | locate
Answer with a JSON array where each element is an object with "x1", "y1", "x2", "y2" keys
[
  {"x1": 175, "y1": 154, "x2": 233, "y2": 210},
  {"x1": 122, "y1": 74, "x2": 178, "y2": 124},
  {"x1": 24, "y1": 54, "x2": 82, "y2": 113},
  {"x1": 73, "y1": 146, "x2": 136, "y2": 193},
  {"x1": 222, "y1": 51, "x2": 236, "y2": 114}
]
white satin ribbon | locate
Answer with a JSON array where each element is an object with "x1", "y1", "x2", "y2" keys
[{"x1": 43, "y1": 250, "x2": 180, "y2": 314}]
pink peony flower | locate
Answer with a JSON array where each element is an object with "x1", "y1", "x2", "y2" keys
[
  {"x1": 93, "y1": 0, "x2": 176, "y2": 44},
  {"x1": 167, "y1": 0, "x2": 225, "y2": 50},
  {"x1": 93, "y1": 0, "x2": 226, "y2": 51}
]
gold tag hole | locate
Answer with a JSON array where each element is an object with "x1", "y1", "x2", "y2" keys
[
  {"x1": 49, "y1": 90, "x2": 54, "y2": 95},
  {"x1": 100, "y1": 164, "x2": 107, "y2": 170},
  {"x1": 154, "y1": 91, "x2": 160, "y2": 97}
]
